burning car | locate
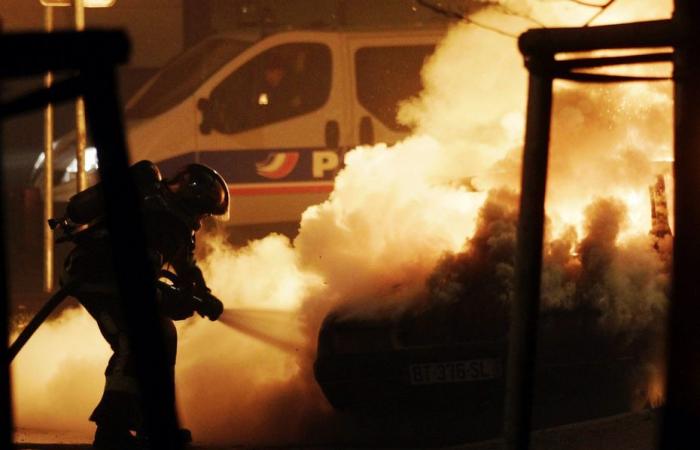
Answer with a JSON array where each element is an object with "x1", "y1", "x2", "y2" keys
[
  {"x1": 314, "y1": 301, "x2": 649, "y2": 433},
  {"x1": 313, "y1": 179, "x2": 671, "y2": 441}
]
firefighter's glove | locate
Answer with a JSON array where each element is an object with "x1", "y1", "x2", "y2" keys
[
  {"x1": 157, "y1": 281, "x2": 197, "y2": 320},
  {"x1": 195, "y1": 291, "x2": 224, "y2": 321}
]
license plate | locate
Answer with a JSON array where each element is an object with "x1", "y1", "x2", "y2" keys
[{"x1": 409, "y1": 359, "x2": 501, "y2": 385}]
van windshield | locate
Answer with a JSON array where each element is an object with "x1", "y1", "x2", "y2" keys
[{"x1": 126, "y1": 37, "x2": 254, "y2": 119}]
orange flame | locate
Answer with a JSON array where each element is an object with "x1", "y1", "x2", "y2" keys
[{"x1": 644, "y1": 363, "x2": 667, "y2": 409}]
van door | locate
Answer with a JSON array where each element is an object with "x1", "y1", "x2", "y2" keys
[
  {"x1": 345, "y1": 31, "x2": 442, "y2": 147},
  {"x1": 193, "y1": 33, "x2": 350, "y2": 225}
]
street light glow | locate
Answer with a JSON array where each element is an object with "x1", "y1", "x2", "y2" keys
[{"x1": 40, "y1": 0, "x2": 117, "y2": 7}]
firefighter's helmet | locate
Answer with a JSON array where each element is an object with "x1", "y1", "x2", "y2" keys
[{"x1": 167, "y1": 163, "x2": 229, "y2": 220}]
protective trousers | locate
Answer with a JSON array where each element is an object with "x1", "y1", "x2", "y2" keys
[{"x1": 78, "y1": 291, "x2": 177, "y2": 431}]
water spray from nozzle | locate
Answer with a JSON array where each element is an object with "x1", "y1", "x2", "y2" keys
[{"x1": 218, "y1": 308, "x2": 304, "y2": 354}]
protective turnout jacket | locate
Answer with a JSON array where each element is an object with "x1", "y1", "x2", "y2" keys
[{"x1": 61, "y1": 160, "x2": 207, "y2": 319}]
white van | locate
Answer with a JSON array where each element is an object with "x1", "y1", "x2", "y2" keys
[{"x1": 34, "y1": 27, "x2": 446, "y2": 226}]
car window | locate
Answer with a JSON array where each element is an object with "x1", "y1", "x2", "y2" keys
[
  {"x1": 355, "y1": 45, "x2": 435, "y2": 131},
  {"x1": 204, "y1": 43, "x2": 332, "y2": 134},
  {"x1": 126, "y1": 37, "x2": 253, "y2": 119}
]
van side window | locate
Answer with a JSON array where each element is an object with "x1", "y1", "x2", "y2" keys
[
  {"x1": 127, "y1": 37, "x2": 251, "y2": 119},
  {"x1": 355, "y1": 45, "x2": 435, "y2": 131},
  {"x1": 206, "y1": 43, "x2": 332, "y2": 134}
]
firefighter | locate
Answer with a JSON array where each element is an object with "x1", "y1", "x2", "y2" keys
[{"x1": 56, "y1": 160, "x2": 227, "y2": 450}]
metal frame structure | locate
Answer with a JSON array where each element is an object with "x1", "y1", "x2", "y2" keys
[
  {"x1": 0, "y1": 31, "x2": 182, "y2": 450},
  {"x1": 506, "y1": 6, "x2": 700, "y2": 450}
]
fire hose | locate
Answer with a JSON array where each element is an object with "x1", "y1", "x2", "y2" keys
[
  {"x1": 8, "y1": 280, "x2": 79, "y2": 362},
  {"x1": 8, "y1": 274, "x2": 222, "y2": 363}
]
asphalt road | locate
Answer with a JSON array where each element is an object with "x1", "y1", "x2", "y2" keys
[{"x1": 13, "y1": 410, "x2": 658, "y2": 450}]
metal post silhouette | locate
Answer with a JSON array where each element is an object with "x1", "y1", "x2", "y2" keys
[{"x1": 661, "y1": 2, "x2": 700, "y2": 448}]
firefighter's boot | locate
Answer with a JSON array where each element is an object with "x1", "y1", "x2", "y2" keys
[
  {"x1": 93, "y1": 425, "x2": 139, "y2": 450},
  {"x1": 136, "y1": 428, "x2": 192, "y2": 448}
]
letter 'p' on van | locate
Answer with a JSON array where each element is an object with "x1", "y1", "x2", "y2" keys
[{"x1": 32, "y1": 27, "x2": 446, "y2": 227}]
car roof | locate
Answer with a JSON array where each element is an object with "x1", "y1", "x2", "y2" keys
[{"x1": 209, "y1": 24, "x2": 449, "y2": 43}]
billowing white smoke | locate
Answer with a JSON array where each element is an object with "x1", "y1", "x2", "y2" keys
[
  {"x1": 296, "y1": 136, "x2": 488, "y2": 320},
  {"x1": 12, "y1": 309, "x2": 109, "y2": 436}
]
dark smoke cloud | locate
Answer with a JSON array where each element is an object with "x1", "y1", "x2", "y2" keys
[
  {"x1": 423, "y1": 189, "x2": 670, "y2": 407},
  {"x1": 429, "y1": 189, "x2": 518, "y2": 307},
  {"x1": 428, "y1": 191, "x2": 669, "y2": 335}
]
